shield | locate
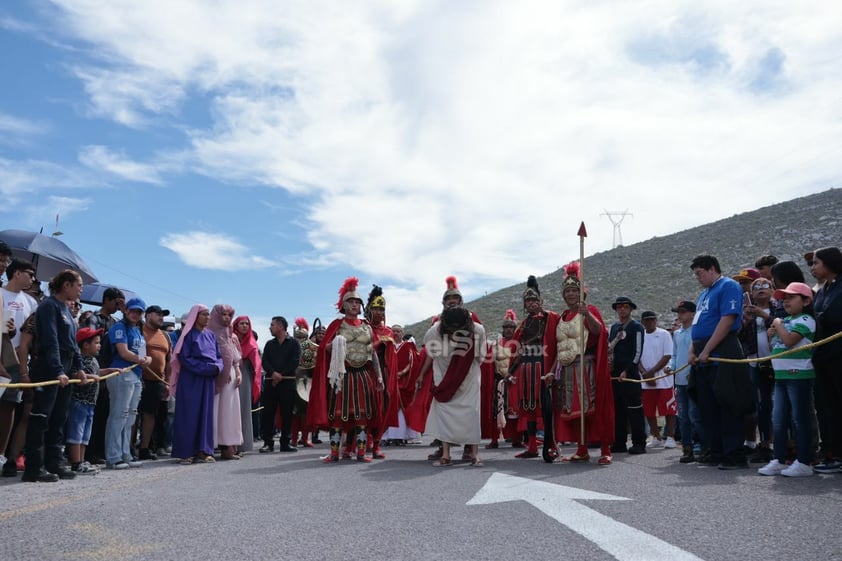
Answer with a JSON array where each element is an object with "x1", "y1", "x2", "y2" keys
[
  {"x1": 296, "y1": 376, "x2": 312, "y2": 402},
  {"x1": 80, "y1": 282, "x2": 138, "y2": 306},
  {"x1": 0, "y1": 229, "x2": 98, "y2": 284}
]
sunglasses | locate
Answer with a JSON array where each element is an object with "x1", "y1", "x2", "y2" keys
[{"x1": 752, "y1": 282, "x2": 772, "y2": 290}]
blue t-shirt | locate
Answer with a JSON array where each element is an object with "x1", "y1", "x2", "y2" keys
[
  {"x1": 691, "y1": 275, "x2": 743, "y2": 341},
  {"x1": 108, "y1": 320, "x2": 146, "y2": 378}
]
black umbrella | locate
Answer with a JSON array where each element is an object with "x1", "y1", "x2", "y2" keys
[
  {"x1": 80, "y1": 282, "x2": 137, "y2": 306},
  {"x1": 0, "y1": 229, "x2": 99, "y2": 284}
]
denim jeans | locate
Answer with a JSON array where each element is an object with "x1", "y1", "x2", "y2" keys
[
  {"x1": 773, "y1": 378, "x2": 815, "y2": 465},
  {"x1": 105, "y1": 373, "x2": 143, "y2": 464},
  {"x1": 749, "y1": 364, "x2": 774, "y2": 443},
  {"x1": 675, "y1": 385, "x2": 703, "y2": 447}
]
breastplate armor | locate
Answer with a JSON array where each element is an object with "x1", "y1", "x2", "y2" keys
[
  {"x1": 340, "y1": 322, "x2": 373, "y2": 368},
  {"x1": 556, "y1": 314, "x2": 589, "y2": 367},
  {"x1": 495, "y1": 341, "x2": 512, "y2": 376}
]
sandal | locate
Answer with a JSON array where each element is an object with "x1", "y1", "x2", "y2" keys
[
  {"x1": 470, "y1": 458, "x2": 484, "y2": 467},
  {"x1": 562, "y1": 453, "x2": 590, "y2": 463},
  {"x1": 432, "y1": 457, "x2": 453, "y2": 467},
  {"x1": 598, "y1": 455, "x2": 613, "y2": 466},
  {"x1": 196, "y1": 454, "x2": 216, "y2": 463},
  {"x1": 178, "y1": 457, "x2": 194, "y2": 465}
]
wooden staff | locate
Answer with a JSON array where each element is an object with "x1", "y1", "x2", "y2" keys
[{"x1": 577, "y1": 222, "x2": 587, "y2": 446}]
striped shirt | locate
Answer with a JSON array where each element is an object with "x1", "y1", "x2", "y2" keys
[{"x1": 770, "y1": 314, "x2": 815, "y2": 380}]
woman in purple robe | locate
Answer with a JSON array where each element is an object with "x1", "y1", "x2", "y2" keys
[{"x1": 170, "y1": 304, "x2": 222, "y2": 464}]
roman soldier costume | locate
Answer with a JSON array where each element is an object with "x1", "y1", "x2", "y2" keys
[
  {"x1": 510, "y1": 275, "x2": 559, "y2": 458},
  {"x1": 364, "y1": 285, "x2": 399, "y2": 459},
  {"x1": 291, "y1": 317, "x2": 317, "y2": 447},
  {"x1": 484, "y1": 309, "x2": 522, "y2": 448},
  {"x1": 549, "y1": 261, "x2": 615, "y2": 465},
  {"x1": 307, "y1": 277, "x2": 384, "y2": 463}
]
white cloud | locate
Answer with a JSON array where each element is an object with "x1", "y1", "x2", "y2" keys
[
  {"x1": 40, "y1": 1, "x2": 842, "y2": 321},
  {"x1": 159, "y1": 231, "x2": 279, "y2": 270},
  {"x1": 0, "y1": 112, "x2": 47, "y2": 137},
  {"x1": 0, "y1": 157, "x2": 94, "y2": 203},
  {"x1": 78, "y1": 145, "x2": 165, "y2": 184}
]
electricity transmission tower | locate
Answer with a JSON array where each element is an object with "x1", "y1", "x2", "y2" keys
[{"x1": 601, "y1": 209, "x2": 632, "y2": 248}]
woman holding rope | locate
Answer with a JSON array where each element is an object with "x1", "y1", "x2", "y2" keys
[{"x1": 23, "y1": 269, "x2": 86, "y2": 483}]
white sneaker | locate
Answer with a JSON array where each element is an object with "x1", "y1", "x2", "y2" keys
[
  {"x1": 648, "y1": 438, "x2": 664, "y2": 449},
  {"x1": 664, "y1": 437, "x2": 677, "y2": 449},
  {"x1": 758, "y1": 459, "x2": 786, "y2": 476},
  {"x1": 781, "y1": 460, "x2": 814, "y2": 478}
]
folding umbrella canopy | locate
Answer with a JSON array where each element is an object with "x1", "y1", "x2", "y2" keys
[
  {"x1": 80, "y1": 283, "x2": 138, "y2": 306},
  {"x1": 0, "y1": 229, "x2": 99, "y2": 285}
]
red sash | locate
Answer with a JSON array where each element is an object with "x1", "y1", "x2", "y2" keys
[{"x1": 430, "y1": 338, "x2": 475, "y2": 403}]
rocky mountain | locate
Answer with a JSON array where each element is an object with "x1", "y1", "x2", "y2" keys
[{"x1": 404, "y1": 187, "x2": 840, "y2": 337}]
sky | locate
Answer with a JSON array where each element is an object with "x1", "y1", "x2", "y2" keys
[{"x1": 1, "y1": 1, "x2": 841, "y2": 343}]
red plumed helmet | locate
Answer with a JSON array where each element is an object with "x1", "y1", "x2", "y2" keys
[
  {"x1": 294, "y1": 317, "x2": 309, "y2": 331},
  {"x1": 442, "y1": 275, "x2": 462, "y2": 304},
  {"x1": 502, "y1": 308, "x2": 518, "y2": 327},
  {"x1": 562, "y1": 261, "x2": 583, "y2": 292},
  {"x1": 336, "y1": 276, "x2": 361, "y2": 311}
]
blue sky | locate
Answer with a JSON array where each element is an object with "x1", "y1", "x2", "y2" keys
[{"x1": 2, "y1": 1, "x2": 841, "y2": 342}]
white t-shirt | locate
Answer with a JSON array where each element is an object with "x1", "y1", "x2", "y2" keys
[
  {"x1": 640, "y1": 327, "x2": 673, "y2": 389},
  {"x1": 0, "y1": 288, "x2": 38, "y2": 348}
]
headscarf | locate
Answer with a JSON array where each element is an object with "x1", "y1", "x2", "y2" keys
[
  {"x1": 234, "y1": 315, "x2": 262, "y2": 402},
  {"x1": 169, "y1": 303, "x2": 208, "y2": 397},
  {"x1": 209, "y1": 304, "x2": 238, "y2": 392}
]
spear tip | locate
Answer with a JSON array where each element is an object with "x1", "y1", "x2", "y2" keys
[{"x1": 577, "y1": 222, "x2": 588, "y2": 237}]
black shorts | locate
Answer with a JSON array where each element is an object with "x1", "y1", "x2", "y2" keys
[{"x1": 138, "y1": 379, "x2": 165, "y2": 415}]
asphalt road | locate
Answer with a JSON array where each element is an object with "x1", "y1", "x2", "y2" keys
[{"x1": 2, "y1": 440, "x2": 840, "y2": 561}]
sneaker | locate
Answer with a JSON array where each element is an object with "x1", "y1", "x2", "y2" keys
[
  {"x1": 782, "y1": 460, "x2": 814, "y2": 478},
  {"x1": 106, "y1": 462, "x2": 130, "y2": 470},
  {"x1": 664, "y1": 437, "x2": 677, "y2": 449},
  {"x1": 126, "y1": 459, "x2": 143, "y2": 468},
  {"x1": 648, "y1": 438, "x2": 665, "y2": 449},
  {"x1": 758, "y1": 459, "x2": 786, "y2": 476},
  {"x1": 71, "y1": 462, "x2": 99, "y2": 475},
  {"x1": 813, "y1": 459, "x2": 842, "y2": 474},
  {"x1": 155, "y1": 448, "x2": 169, "y2": 457},
  {"x1": 628, "y1": 445, "x2": 647, "y2": 455}
]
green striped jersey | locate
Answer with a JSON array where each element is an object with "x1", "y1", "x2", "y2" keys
[{"x1": 770, "y1": 314, "x2": 815, "y2": 380}]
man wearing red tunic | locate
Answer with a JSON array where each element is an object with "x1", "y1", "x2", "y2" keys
[
  {"x1": 510, "y1": 276, "x2": 559, "y2": 459},
  {"x1": 364, "y1": 285, "x2": 398, "y2": 459},
  {"x1": 484, "y1": 310, "x2": 522, "y2": 449},
  {"x1": 548, "y1": 262, "x2": 615, "y2": 465},
  {"x1": 306, "y1": 278, "x2": 385, "y2": 463}
]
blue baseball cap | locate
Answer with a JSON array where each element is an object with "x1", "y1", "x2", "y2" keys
[{"x1": 126, "y1": 297, "x2": 146, "y2": 312}]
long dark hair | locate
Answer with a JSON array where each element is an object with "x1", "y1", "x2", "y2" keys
[{"x1": 770, "y1": 261, "x2": 805, "y2": 289}]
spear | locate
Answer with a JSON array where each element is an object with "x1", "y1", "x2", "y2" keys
[{"x1": 577, "y1": 221, "x2": 587, "y2": 446}]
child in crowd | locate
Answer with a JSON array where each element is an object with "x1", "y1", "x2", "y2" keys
[
  {"x1": 66, "y1": 327, "x2": 118, "y2": 474},
  {"x1": 758, "y1": 282, "x2": 816, "y2": 478}
]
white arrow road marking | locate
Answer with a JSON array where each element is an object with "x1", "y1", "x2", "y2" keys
[{"x1": 467, "y1": 472, "x2": 704, "y2": 561}]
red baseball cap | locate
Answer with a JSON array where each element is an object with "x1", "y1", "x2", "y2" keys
[{"x1": 76, "y1": 327, "x2": 103, "y2": 343}]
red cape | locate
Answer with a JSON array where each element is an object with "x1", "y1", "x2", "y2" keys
[
  {"x1": 552, "y1": 305, "x2": 615, "y2": 444},
  {"x1": 404, "y1": 347, "x2": 432, "y2": 433},
  {"x1": 396, "y1": 341, "x2": 419, "y2": 410},
  {"x1": 371, "y1": 323, "x2": 400, "y2": 430}
]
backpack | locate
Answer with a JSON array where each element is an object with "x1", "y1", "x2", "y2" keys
[{"x1": 94, "y1": 317, "x2": 123, "y2": 368}]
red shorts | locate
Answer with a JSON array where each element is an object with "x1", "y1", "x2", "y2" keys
[{"x1": 642, "y1": 388, "x2": 677, "y2": 418}]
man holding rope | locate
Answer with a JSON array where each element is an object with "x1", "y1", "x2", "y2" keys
[{"x1": 688, "y1": 254, "x2": 754, "y2": 470}]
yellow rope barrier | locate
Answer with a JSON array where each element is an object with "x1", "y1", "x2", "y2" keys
[
  {"x1": 0, "y1": 365, "x2": 138, "y2": 389},
  {"x1": 616, "y1": 329, "x2": 842, "y2": 384}
]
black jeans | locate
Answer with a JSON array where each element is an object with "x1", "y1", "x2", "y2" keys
[
  {"x1": 261, "y1": 379, "x2": 295, "y2": 445},
  {"x1": 24, "y1": 384, "x2": 72, "y2": 474},
  {"x1": 612, "y1": 374, "x2": 646, "y2": 448}
]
